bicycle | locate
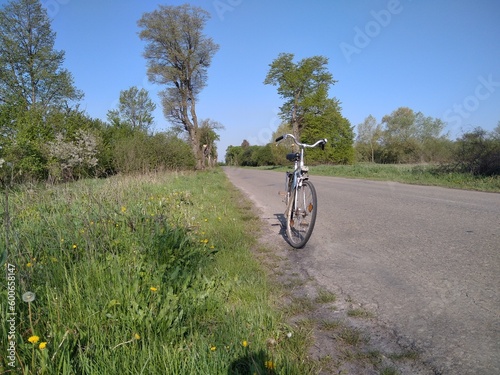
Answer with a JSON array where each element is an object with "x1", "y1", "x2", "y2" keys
[{"x1": 275, "y1": 134, "x2": 327, "y2": 248}]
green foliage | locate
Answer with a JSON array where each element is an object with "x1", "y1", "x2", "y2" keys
[
  {"x1": 377, "y1": 107, "x2": 449, "y2": 164},
  {"x1": 112, "y1": 131, "x2": 195, "y2": 173},
  {"x1": 225, "y1": 145, "x2": 242, "y2": 166},
  {"x1": 264, "y1": 53, "x2": 335, "y2": 137},
  {"x1": 301, "y1": 98, "x2": 355, "y2": 165},
  {"x1": 452, "y1": 127, "x2": 500, "y2": 176},
  {"x1": 0, "y1": 105, "x2": 106, "y2": 182},
  {"x1": 0, "y1": 0, "x2": 83, "y2": 110},
  {"x1": 106, "y1": 86, "x2": 156, "y2": 132}
]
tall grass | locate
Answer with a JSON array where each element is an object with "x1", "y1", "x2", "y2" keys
[{"x1": 1, "y1": 170, "x2": 315, "y2": 374}]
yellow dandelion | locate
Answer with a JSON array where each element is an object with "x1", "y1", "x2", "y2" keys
[
  {"x1": 134, "y1": 333, "x2": 141, "y2": 340},
  {"x1": 210, "y1": 345, "x2": 216, "y2": 351},
  {"x1": 210, "y1": 245, "x2": 215, "y2": 249},
  {"x1": 28, "y1": 335, "x2": 40, "y2": 344},
  {"x1": 39, "y1": 342, "x2": 47, "y2": 350},
  {"x1": 150, "y1": 287, "x2": 158, "y2": 292},
  {"x1": 242, "y1": 340, "x2": 248, "y2": 348},
  {"x1": 72, "y1": 244, "x2": 77, "y2": 249},
  {"x1": 27, "y1": 262, "x2": 32, "y2": 267},
  {"x1": 121, "y1": 206, "x2": 127, "y2": 213},
  {"x1": 204, "y1": 218, "x2": 208, "y2": 222},
  {"x1": 265, "y1": 360, "x2": 275, "y2": 370}
]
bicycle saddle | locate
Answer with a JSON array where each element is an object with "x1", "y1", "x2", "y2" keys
[{"x1": 286, "y1": 152, "x2": 300, "y2": 162}]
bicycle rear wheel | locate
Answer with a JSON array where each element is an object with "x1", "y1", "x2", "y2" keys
[{"x1": 286, "y1": 180, "x2": 317, "y2": 248}]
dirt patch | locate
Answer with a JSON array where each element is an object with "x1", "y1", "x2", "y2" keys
[{"x1": 255, "y1": 226, "x2": 439, "y2": 375}]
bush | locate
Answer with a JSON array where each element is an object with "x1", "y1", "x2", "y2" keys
[
  {"x1": 113, "y1": 131, "x2": 195, "y2": 173},
  {"x1": 453, "y1": 128, "x2": 500, "y2": 176}
]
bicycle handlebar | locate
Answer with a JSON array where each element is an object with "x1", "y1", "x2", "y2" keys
[{"x1": 275, "y1": 134, "x2": 327, "y2": 149}]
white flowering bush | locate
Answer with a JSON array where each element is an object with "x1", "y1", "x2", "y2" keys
[{"x1": 48, "y1": 130, "x2": 99, "y2": 181}]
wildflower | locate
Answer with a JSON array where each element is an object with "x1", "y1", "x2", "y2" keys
[
  {"x1": 242, "y1": 340, "x2": 248, "y2": 348},
  {"x1": 22, "y1": 292, "x2": 36, "y2": 303},
  {"x1": 72, "y1": 244, "x2": 77, "y2": 249},
  {"x1": 134, "y1": 333, "x2": 141, "y2": 340},
  {"x1": 210, "y1": 345, "x2": 216, "y2": 351},
  {"x1": 150, "y1": 287, "x2": 158, "y2": 292},
  {"x1": 28, "y1": 335, "x2": 40, "y2": 344},
  {"x1": 204, "y1": 218, "x2": 208, "y2": 222},
  {"x1": 39, "y1": 342, "x2": 47, "y2": 350},
  {"x1": 265, "y1": 360, "x2": 275, "y2": 370},
  {"x1": 121, "y1": 206, "x2": 127, "y2": 213},
  {"x1": 200, "y1": 239, "x2": 209, "y2": 244},
  {"x1": 27, "y1": 262, "x2": 32, "y2": 267}
]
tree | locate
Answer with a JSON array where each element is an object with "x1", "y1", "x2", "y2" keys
[
  {"x1": 264, "y1": 53, "x2": 335, "y2": 138},
  {"x1": 198, "y1": 119, "x2": 223, "y2": 168},
  {"x1": 138, "y1": 4, "x2": 219, "y2": 170},
  {"x1": 380, "y1": 107, "x2": 419, "y2": 163},
  {"x1": 107, "y1": 86, "x2": 156, "y2": 132},
  {"x1": 0, "y1": 0, "x2": 82, "y2": 110},
  {"x1": 225, "y1": 145, "x2": 242, "y2": 166},
  {"x1": 301, "y1": 97, "x2": 354, "y2": 164},
  {"x1": 356, "y1": 115, "x2": 382, "y2": 162}
]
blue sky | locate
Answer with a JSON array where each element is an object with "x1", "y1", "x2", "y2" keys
[{"x1": 4, "y1": 0, "x2": 499, "y2": 158}]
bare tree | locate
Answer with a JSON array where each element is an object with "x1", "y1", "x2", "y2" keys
[{"x1": 138, "y1": 4, "x2": 219, "y2": 169}]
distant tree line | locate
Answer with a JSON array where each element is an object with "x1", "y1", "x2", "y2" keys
[{"x1": 355, "y1": 107, "x2": 500, "y2": 176}]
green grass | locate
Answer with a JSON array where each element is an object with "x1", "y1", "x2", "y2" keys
[
  {"x1": 260, "y1": 163, "x2": 500, "y2": 192},
  {"x1": 1, "y1": 170, "x2": 316, "y2": 374}
]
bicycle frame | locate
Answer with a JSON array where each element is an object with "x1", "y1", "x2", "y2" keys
[
  {"x1": 277, "y1": 134, "x2": 326, "y2": 203},
  {"x1": 276, "y1": 134, "x2": 327, "y2": 248}
]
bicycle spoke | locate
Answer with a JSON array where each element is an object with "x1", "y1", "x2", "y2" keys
[{"x1": 286, "y1": 181, "x2": 317, "y2": 248}]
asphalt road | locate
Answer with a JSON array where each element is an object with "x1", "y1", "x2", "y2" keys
[{"x1": 223, "y1": 167, "x2": 500, "y2": 375}]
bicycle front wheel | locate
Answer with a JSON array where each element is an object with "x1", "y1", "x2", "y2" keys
[{"x1": 286, "y1": 180, "x2": 317, "y2": 248}]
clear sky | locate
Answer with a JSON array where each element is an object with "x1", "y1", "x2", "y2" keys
[{"x1": 3, "y1": 0, "x2": 499, "y2": 159}]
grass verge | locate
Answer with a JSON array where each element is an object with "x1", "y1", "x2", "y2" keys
[
  {"x1": 1, "y1": 170, "x2": 316, "y2": 374},
  {"x1": 260, "y1": 163, "x2": 500, "y2": 192}
]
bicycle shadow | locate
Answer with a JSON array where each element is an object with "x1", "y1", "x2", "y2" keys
[
  {"x1": 227, "y1": 349, "x2": 276, "y2": 374},
  {"x1": 274, "y1": 213, "x2": 288, "y2": 241}
]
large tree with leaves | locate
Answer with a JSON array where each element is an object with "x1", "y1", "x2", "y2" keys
[
  {"x1": 138, "y1": 4, "x2": 219, "y2": 170},
  {"x1": 264, "y1": 53, "x2": 335, "y2": 138},
  {"x1": 0, "y1": 0, "x2": 82, "y2": 110}
]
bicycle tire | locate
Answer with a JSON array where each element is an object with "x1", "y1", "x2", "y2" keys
[{"x1": 286, "y1": 180, "x2": 317, "y2": 248}]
